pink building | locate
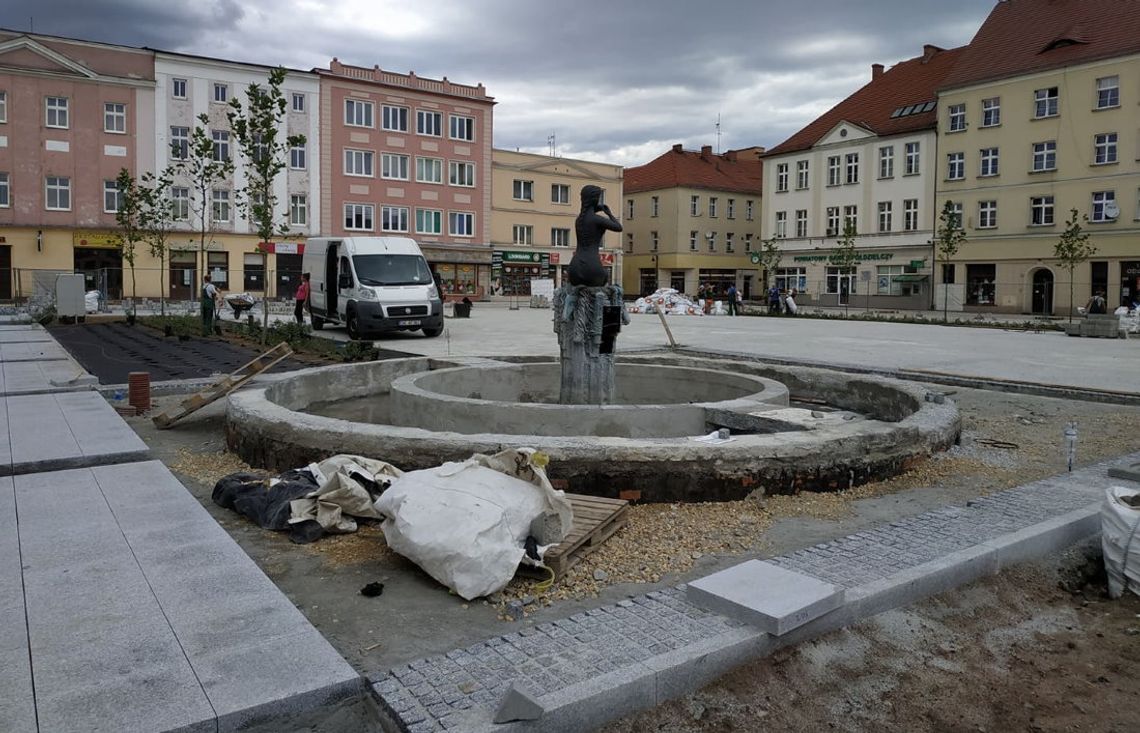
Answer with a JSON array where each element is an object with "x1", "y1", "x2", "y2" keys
[
  {"x1": 0, "y1": 31, "x2": 154, "y2": 298},
  {"x1": 317, "y1": 59, "x2": 495, "y2": 297}
]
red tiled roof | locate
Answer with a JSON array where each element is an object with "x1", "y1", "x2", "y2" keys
[
  {"x1": 764, "y1": 45, "x2": 966, "y2": 157},
  {"x1": 625, "y1": 145, "x2": 763, "y2": 195},
  {"x1": 940, "y1": 0, "x2": 1140, "y2": 91}
]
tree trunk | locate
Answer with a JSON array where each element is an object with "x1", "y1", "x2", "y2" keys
[
  {"x1": 1069, "y1": 272, "x2": 1075, "y2": 324},
  {"x1": 260, "y1": 250, "x2": 269, "y2": 345},
  {"x1": 130, "y1": 265, "x2": 137, "y2": 316}
]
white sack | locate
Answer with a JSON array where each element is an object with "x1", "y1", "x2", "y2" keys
[
  {"x1": 374, "y1": 448, "x2": 572, "y2": 600},
  {"x1": 84, "y1": 290, "x2": 100, "y2": 313},
  {"x1": 289, "y1": 454, "x2": 402, "y2": 534},
  {"x1": 1101, "y1": 486, "x2": 1140, "y2": 599}
]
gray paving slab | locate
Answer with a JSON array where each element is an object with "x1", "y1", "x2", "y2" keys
[
  {"x1": 0, "y1": 329, "x2": 54, "y2": 344},
  {"x1": 2, "y1": 392, "x2": 149, "y2": 475},
  {"x1": 686, "y1": 560, "x2": 844, "y2": 635},
  {"x1": 0, "y1": 360, "x2": 97, "y2": 397},
  {"x1": 1108, "y1": 458, "x2": 1140, "y2": 482},
  {"x1": 0, "y1": 324, "x2": 44, "y2": 331},
  {"x1": 0, "y1": 341, "x2": 71, "y2": 362},
  {"x1": 0, "y1": 476, "x2": 36, "y2": 733},
  {"x1": 90, "y1": 461, "x2": 362, "y2": 730},
  {"x1": 15, "y1": 468, "x2": 216, "y2": 733}
]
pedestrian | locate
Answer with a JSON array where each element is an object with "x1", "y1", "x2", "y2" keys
[
  {"x1": 726, "y1": 284, "x2": 738, "y2": 316},
  {"x1": 201, "y1": 274, "x2": 219, "y2": 336},
  {"x1": 1084, "y1": 291, "x2": 1107, "y2": 315},
  {"x1": 294, "y1": 272, "x2": 311, "y2": 325},
  {"x1": 786, "y1": 288, "x2": 799, "y2": 315},
  {"x1": 767, "y1": 284, "x2": 780, "y2": 315}
]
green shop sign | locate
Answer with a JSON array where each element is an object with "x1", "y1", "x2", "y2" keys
[
  {"x1": 501, "y1": 251, "x2": 544, "y2": 263},
  {"x1": 792, "y1": 252, "x2": 895, "y2": 264}
]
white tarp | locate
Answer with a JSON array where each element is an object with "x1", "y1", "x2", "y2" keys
[
  {"x1": 1101, "y1": 486, "x2": 1140, "y2": 599},
  {"x1": 627, "y1": 288, "x2": 705, "y2": 315},
  {"x1": 374, "y1": 448, "x2": 573, "y2": 600},
  {"x1": 288, "y1": 455, "x2": 403, "y2": 534}
]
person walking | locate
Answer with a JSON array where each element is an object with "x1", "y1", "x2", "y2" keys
[
  {"x1": 201, "y1": 275, "x2": 219, "y2": 336},
  {"x1": 768, "y1": 284, "x2": 781, "y2": 315},
  {"x1": 294, "y1": 272, "x2": 311, "y2": 325},
  {"x1": 726, "y1": 283, "x2": 738, "y2": 316}
]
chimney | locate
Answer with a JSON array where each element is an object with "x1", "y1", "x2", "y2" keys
[
  {"x1": 922, "y1": 44, "x2": 942, "y2": 62},
  {"x1": 724, "y1": 150, "x2": 737, "y2": 162},
  {"x1": 700, "y1": 145, "x2": 712, "y2": 159},
  {"x1": 872, "y1": 63, "x2": 884, "y2": 80},
  {"x1": 672, "y1": 143, "x2": 684, "y2": 153}
]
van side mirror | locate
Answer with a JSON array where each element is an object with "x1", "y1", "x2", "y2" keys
[{"x1": 338, "y1": 273, "x2": 353, "y2": 289}]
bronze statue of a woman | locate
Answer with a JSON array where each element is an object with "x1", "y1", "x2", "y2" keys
[{"x1": 567, "y1": 185, "x2": 622, "y2": 287}]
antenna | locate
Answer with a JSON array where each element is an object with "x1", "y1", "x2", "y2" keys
[
  {"x1": 715, "y1": 113, "x2": 722, "y2": 154},
  {"x1": 547, "y1": 132, "x2": 557, "y2": 157}
]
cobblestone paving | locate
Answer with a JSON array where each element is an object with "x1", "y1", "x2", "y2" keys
[{"x1": 373, "y1": 457, "x2": 1128, "y2": 732}]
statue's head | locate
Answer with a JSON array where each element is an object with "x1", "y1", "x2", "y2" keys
[{"x1": 580, "y1": 185, "x2": 603, "y2": 210}]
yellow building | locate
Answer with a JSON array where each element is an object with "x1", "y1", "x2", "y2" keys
[
  {"x1": 489, "y1": 149, "x2": 623, "y2": 295},
  {"x1": 935, "y1": 0, "x2": 1140, "y2": 315},
  {"x1": 623, "y1": 145, "x2": 763, "y2": 299}
]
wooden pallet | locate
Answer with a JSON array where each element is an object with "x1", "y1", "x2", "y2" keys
[
  {"x1": 152, "y1": 342, "x2": 293, "y2": 429},
  {"x1": 542, "y1": 494, "x2": 630, "y2": 578}
]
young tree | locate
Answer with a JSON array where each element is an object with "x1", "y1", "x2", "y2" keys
[
  {"x1": 173, "y1": 113, "x2": 233, "y2": 303},
  {"x1": 832, "y1": 219, "x2": 859, "y2": 317},
  {"x1": 227, "y1": 67, "x2": 306, "y2": 341},
  {"x1": 1054, "y1": 208, "x2": 1096, "y2": 323},
  {"x1": 139, "y1": 169, "x2": 177, "y2": 316},
  {"x1": 755, "y1": 237, "x2": 783, "y2": 290},
  {"x1": 114, "y1": 168, "x2": 146, "y2": 317},
  {"x1": 933, "y1": 200, "x2": 967, "y2": 322}
]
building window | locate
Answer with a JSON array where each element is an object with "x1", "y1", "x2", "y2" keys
[
  {"x1": 211, "y1": 189, "x2": 230, "y2": 222},
  {"x1": 381, "y1": 205, "x2": 409, "y2": 232},
  {"x1": 1034, "y1": 87, "x2": 1058, "y2": 118},
  {"x1": 948, "y1": 202, "x2": 963, "y2": 228},
  {"x1": 643, "y1": 230, "x2": 655, "y2": 252},
  {"x1": 903, "y1": 199, "x2": 919, "y2": 231},
  {"x1": 981, "y1": 97, "x2": 1000, "y2": 127},
  {"x1": 512, "y1": 224, "x2": 533, "y2": 245},
  {"x1": 775, "y1": 267, "x2": 807, "y2": 292},
  {"x1": 947, "y1": 152, "x2": 964, "y2": 180},
  {"x1": 381, "y1": 153, "x2": 409, "y2": 180},
  {"x1": 948, "y1": 103, "x2": 966, "y2": 132},
  {"x1": 978, "y1": 200, "x2": 997, "y2": 229},
  {"x1": 879, "y1": 146, "x2": 894, "y2": 179},
  {"x1": 514, "y1": 180, "x2": 534, "y2": 202},
  {"x1": 878, "y1": 201, "x2": 892, "y2": 233},
  {"x1": 207, "y1": 252, "x2": 229, "y2": 286},
  {"x1": 796, "y1": 160, "x2": 809, "y2": 190},
  {"x1": 690, "y1": 195, "x2": 700, "y2": 216},
  {"x1": 979, "y1": 147, "x2": 999, "y2": 177},
  {"x1": 792, "y1": 210, "x2": 806, "y2": 238},
  {"x1": 707, "y1": 232, "x2": 716, "y2": 252},
  {"x1": 827, "y1": 156, "x2": 841, "y2": 186},
  {"x1": 291, "y1": 92, "x2": 305, "y2": 113},
  {"x1": 211, "y1": 130, "x2": 230, "y2": 162},
  {"x1": 552, "y1": 227, "x2": 571, "y2": 247},
  {"x1": 449, "y1": 161, "x2": 475, "y2": 187},
  {"x1": 625, "y1": 233, "x2": 634, "y2": 253},
  {"x1": 170, "y1": 126, "x2": 189, "y2": 160},
  {"x1": 103, "y1": 180, "x2": 122, "y2": 213},
  {"x1": 241, "y1": 252, "x2": 267, "y2": 291},
  {"x1": 417, "y1": 110, "x2": 442, "y2": 136},
  {"x1": 942, "y1": 263, "x2": 955, "y2": 284},
  {"x1": 744, "y1": 233, "x2": 753, "y2": 252},
  {"x1": 1032, "y1": 141, "x2": 1056, "y2": 171},
  {"x1": 416, "y1": 208, "x2": 442, "y2": 235},
  {"x1": 162, "y1": 187, "x2": 188, "y2": 221},
  {"x1": 825, "y1": 266, "x2": 857, "y2": 295},
  {"x1": 709, "y1": 197, "x2": 718, "y2": 218},
  {"x1": 290, "y1": 143, "x2": 306, "y2": 170},
  {"x1": 877, "y1": 265, "x2": 905, "y2": 295},
  {"x1": 775, "y1": 163, "x2": 788, "y2": 192},
  {"x1": 344, "y1": 149, "x2": 373, "y2": 177},
  {"x1": 904, "y1": 142, "x2": 921, "y2": 175},
  {"x1": 1091, "y1": 191, "x2": 1116, "y2": 222},
  {"x1": 103, "y1": 102, "x2": 126, "y2": 133},
  {"x1": 344, "y1": 203, "x2": 374, "y2": 230},
  {"x1": 171, "y1": 78, "x2": 187, "y2": 99},
  {"x1": 746, "y1": 200, "x2": 754, "y2": 221},
  {"x1": 826, "y1": 206, "x2": 840, "y2": 236},
  {"x1": 0, "y1": 91, "x2": 5, "y2": 122},
  {"x1": 1030, "y1": 195, "x2": 1055, "y2": 226},
  {"x1": 553, "y1": 184, "x2": 570, "y2": 204},
  {"x1": 845, "y1": 153, "x2": 859, "y2": 184},
  {"x1": 45, "y1": 176, "x2": 70, "y2": 210},
  {"x1": 449, "y1": 211, "x2": 474, "y2": 236},
  {"x1": 1096, "y1": 76, "x2": 1119, "y2": 109},
  {"x1": 966, "y1": 264, "x2": 996, "y2": 305},
  {"x1": 212, "y1": 83, "x2": 228, "y2": 103},
  {"x1": 0, "y1": 173, "x2": 11, "y2": 207},
  {"x1": 289, "y1": 194, "x2": 307, "y2": 226},
  {"x1": 1094, "y1": 132, "x2": 1118, "y2": 164},
  {"x1": 843, "y1": 205, "x2": 858, "y2": 231},
  {"x1": 725, "y1": 233, "x2": 735, "y2": 253},
  {"x1": 382, "y1": 105, "x2": 407, "y2": 132},
  {"x1": 689, "y1": 231, "x2": 698, "y2": 251},
  {"x1": 416, "y1": 157, "x2": 442, "y2": 183},
  {"x1": 345, "y1": 99, "x2": 373, "y2": 128},
  {"x1": 727, "y1": 198, "x2": 735, "y2": 219},
  {"x1": 449, "y1": 114, "x2": 475, "y2": 141},
  {"x1": 45, "y1": 96, "x2": 68, "y2": 128},
  {"x1": 774, "y1": 211, "x2": 787, "y2": 238}
]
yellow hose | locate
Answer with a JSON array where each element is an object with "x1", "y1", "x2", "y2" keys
[{"x1": 533, "y1": 564, "x2": 556, "y2": 592}]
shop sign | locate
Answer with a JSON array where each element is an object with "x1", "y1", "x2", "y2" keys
[
  {"x1": 257, "y1": 241, "x2": 305, "y2": 255},
  {"x1": 73, "y1": 230, "x2": 121, "y2": 249},
  {"x1": 749, "y1": 252, "x2": 762, "y2": 264},
  {"x1": 600, "y1": 253, "x2": 615, "y2": 266},
  {"x1": 549, "y1": 252, "x2": 560, "y2": 265},
  {"x1": 501, "y1": 250, "x2": 543, "y2": 263},
  {"x1": 792, "y1": 252, "x2": 895, "y2": 263}
]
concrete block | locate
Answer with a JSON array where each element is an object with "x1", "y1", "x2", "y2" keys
[
  {"x1": 1, "y1": 360, "x2": 96, "y2": 396},
  {"x1": 644, "y1": 626, "x2": 769, "y2": 704},
  {"x1": 0, "y1": 340, "x2": 71, "y2": 362},
  {"x1": 0, "y1": 329, "x2": 54, "y2": 343},
  {"x1": 983, "y1": 504, "x2": 1101, "y2": 569},
  {"x1": 847, "y1": 544, "x2": 997, "y2": 619},
  {"x1": 493, "y1": 683, "x2": 545, "y2": 723},
  {"x1": 0, "y1": 477, "x2": 36, "y2": 733},
  {"x1": 686, "y1": 560, "x2": 845, "y2": 635},
  {"x1": 1108, "y1": 459, "x2": 1140, "y2": 483}
]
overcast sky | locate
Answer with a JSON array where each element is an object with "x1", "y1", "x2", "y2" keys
[{"x1": 5, "y1": 0, "x2": 997, "y2": 167}]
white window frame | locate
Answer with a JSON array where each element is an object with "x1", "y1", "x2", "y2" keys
[
  {"x1": 843, "y1": 205, "x2": 858, "y2": 231},
  {"x1": 344, "y1": 148, "x2": 374, "y2": 177},
  {"x1": 512, "y1": 224, "x2": 533, "y2": 245},
  {"x1": 416, "y1": 156, "x2": 443, "y2": 184},
  {"x1": 45, "y1": 96, "x2": 68, "y2": 129},
  {"x1": 170, "y1": 187, "x2": 189, "y2": 221},
  {"x1": 1034, "y1": 87, "x2": 1058, "y2": 119},
  {"x1": 170, "y1": 126, "x2": 189, "y2": 160},
  {"x1": 845, "y1": 153, "x2": 859, "y2": 184},
  {"x1": 978, "y1": 200, "x2": 997, "y2": 229},
  {"x1": 552, "y1": 227, "x2": 571, "y2": 247},
  {"x1": 415, "y1": 208, "x2": 443, "y2": 235},
  {"x1": 289, "y1": 194, "x2": 308, "y2": 226},
  {"x1": 979, "y1": 147, "x2": 999, "y2": 177},
  {"x1": 381, "y1": 152, "x2": 409, "y2": 180},
  {"x1": 827, "y1": 156, "x2": 841, "y2": 186},
  {"x1": 794, "y1": 209, "x2": 807, "y2": 238},
  {"x1": 1091, "y1": 191, "x2": 1116, "y2": 223},
  {"x1": 795, "y1": 160, "x2": 809, "y2": 190},
  {"x1": 690, "y1": 195, "x2": 700, "y2": 216},
  {"x1": 449, "y1": 161, "x2": 475, "y2": 187},
  {"x1": 553, "y1": 184, "x2": 571, "y2": 205},
  {"x1": 1096, "y1": 76, "x2": 1119, "y2": 110},
  {"x1": 709, "y1": 197, "x2": 718, "y2": 218},
  {"x1": 290, "y1": 143, "x2": 307, "y2": 170},
  {"x1": 416, "y1": 109, "x2": 442, "y2": 136},
  {"x1": 382, "y1": 105, "x2": 407, "y2": 132},
  {"x1": 947, "y1": 152, "x2": 965, "y2": 180},
  {"x1": 171, "y1": 78, "x2": 187, "y2": 100},
  {"x1": 448, "y1": 211, "x2": 474, "y2": 237},
  {"x1": 45, "y1": 176, "x2": 70, "y2": 211},
  {"x1": 775, "y1": 267, "x2": 807, "y2": 293},
  {"x1": 1093, "y1": 132, "x2": 1118, "y2": 165},
  {"x1": 514, "y1": 179, "x2": 534, "y2": 201},
  {"x1": 344, "y1": 203, "x2": 374, "y2": 231},
  {"x1": 650, "y1": 231, "x2": 659, "y2": 252},
  {"x1": 746, "y1": 200, "x2": 754, "y2": 221},
  {"x1": 1030, "y1": 195, "x2": 1055, "y2": 226},
  {"x1": 0, "y1": 91, "x2": 5, "y2": 122},
  {"x1": 878, "y1": 201, "x2": 892, "y2": 233},
  {"x1": 103, "y1": 180, "x2": 122, "y2": 213},
  {"x1": 947, "y1": 103, "x2": 966, "y2": 132},
  {"x1": 1032, "y1": 141, "x2": 1056, "y2": 172},
  {"x1": 291, "y1": 93, "x2": 306, "y2": 113},
  {"x1": 878, "y1": 146, "x2": 894, "y2": 179},
  {"x1": 774, "y1": 211, "x2": 787, "y2": 238},
  {"x1": 104, "y1": 102, "x2": 126, "y2": 134},
  {"x1": 212, "y1": 83, "x2": 228, "y2": 104},
  {"x1": 345, "y1": 98, "x2": 374, "y2": 128},
  {"x1": 903, "y1": 199, "x2": 919, "y2": 231},
  {"x1": 449, "y1": 114, "x2": 475, "y2": 141},
  {"x1": 775, "y1": 163, "x2": 788, "y2": 192},
  {"x1": 381, "y1": 205, "x2": 409, "y2": 232},
  {"x1": 826, "y1": 206, "x2": 840, "y2": 236},
  {"x1": 211, "y1": 130, "x2": 230, "y2": 162},
  {"x1": 877, "y1": 265, "x2": 906, "y2": 296},
  {"x1": 981, "y1": 97, "x2": 1000, "y2": 127},
  {"x1": 727, "y1": 198, "x2": 735, "y2": 219},
  {"x1": 725, "y1": 232, "x2": 735, "y2": 253},
  {"x1": 0, "y1": 172, "x2": 9, "y2": 208},
  {"x1": 211, "y1": 188, "x2": 231, "y2": 223},
  {"x1": 904, "y1": 142, "x2": 921, "y2": 175},
  {"x1": 689, "y1": 231, "x2": 698, "y2": 251}
]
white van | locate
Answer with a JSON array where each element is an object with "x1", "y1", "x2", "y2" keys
[{"x1": 302, "y1": 236, "x2": 443, "y2": 339}]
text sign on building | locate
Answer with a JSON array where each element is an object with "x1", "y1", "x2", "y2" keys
[
  {"x1": 73, "y1": 230, "x2": 121, "y2": 249},
  {"x1": 793, "y1": 252, "x2": 895, "y2": 264},
  {"x1": 501, "y1": 251, "x2": 543, "y2": 263}
]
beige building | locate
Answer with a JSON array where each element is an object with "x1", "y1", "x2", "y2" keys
[
  {"x1": 489, "y1": 149, "x2": 622, "y2": 295},
  {"x1": 623, "y1": 145, "x2": 763, "y2": 299},
  {"x1": 935, "y1": 0, "x2": 1140, "y2": 315}
]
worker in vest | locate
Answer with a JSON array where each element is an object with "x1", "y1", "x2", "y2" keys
[{"x1": 202, "y1": 274, "x2": 219, "y2": 336}]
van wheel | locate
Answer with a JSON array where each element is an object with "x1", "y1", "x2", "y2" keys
[
  {"x1": 310, "y1": 314, "x2": 324, "y2": 330},
  {"x1": 346, "y1": 311, "x2": 362, "y2": 340},
  {"x1": 422, "y1": 325, "x2": 443, "y2": 338}
]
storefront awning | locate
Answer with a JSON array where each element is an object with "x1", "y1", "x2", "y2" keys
[{"x1": 894, "y1": 274, "x2": 929, "y2": 282}]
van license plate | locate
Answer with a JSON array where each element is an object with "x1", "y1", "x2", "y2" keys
[{"x1": 398, "y1": 319, "x2": 421, "y2": 326}]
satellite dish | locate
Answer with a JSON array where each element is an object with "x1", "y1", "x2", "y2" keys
[{"x1": 1104, "y1": 201, "x2": 1120, "y2": 219}]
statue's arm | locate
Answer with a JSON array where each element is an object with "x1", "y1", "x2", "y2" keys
[{"x1": 594, "y1": 205, "x2": 623, "y2": 233}]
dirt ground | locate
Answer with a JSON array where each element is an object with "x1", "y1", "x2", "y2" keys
[{"x1": 605, "y1": 543, "x2": 1140, "y2": 733}]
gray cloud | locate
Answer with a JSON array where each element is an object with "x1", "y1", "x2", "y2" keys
[{"x1": 3, "y1": 0, "x2": 996, "y2": 165}]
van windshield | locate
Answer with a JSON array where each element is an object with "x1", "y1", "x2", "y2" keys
[{"x1": 351, "y1": 254, "x2": 432, "y2": 286}]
